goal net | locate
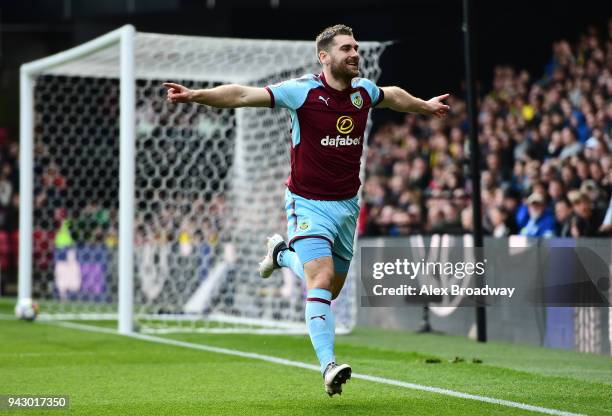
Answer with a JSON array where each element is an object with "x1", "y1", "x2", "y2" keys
[{"x1": 19, "y1": 25, "x2": 387, "y2": 334}]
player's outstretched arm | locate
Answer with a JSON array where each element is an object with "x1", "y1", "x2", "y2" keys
[
  {"x1": 378, "y1": 86, "x2": 450, "y2": 118},
  {"x1": 163, "y1": 82, "x2": 271, "y2": 108}
]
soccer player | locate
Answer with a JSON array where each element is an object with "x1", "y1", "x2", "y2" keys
[{"x1": 163, "y1": 24, "x2": 449, "y2": 396}]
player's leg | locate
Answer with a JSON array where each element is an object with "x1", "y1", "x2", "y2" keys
[
  {"x1": 291, "y1": 238, "x2": 350, "y2": 396},
  {"x1": 296, "y1": 239, "x2": 335, "y2": 374},
  {"x1": 277, "y1": 247, "x2": 305, "y2": 280},
  {"x1": 259, "y1": 189, "x2": 353, "y2": 395},
  {"x1": 258, "y1": 234, "x2": 300, "y2": 279},
  {"x1": 297, "y1": 192, "x2": 358, "y2": 395},
  {"x1": 265, "y1": 245, "x2": 340, "y2": 286},
  {"x1": 259, "y1": 236, "x2": 344, "y2": 388},
  {"x1": 306, "y1": 197, "x2": 358, "y2": 393},
  {"x1": 330, "y1": 255, "x2": 350, "y2": 300},
  {"x1": 327, "y1": 192, "x2": 359, "y2": 300},
  {"x1": 325, "y1": 259, "x2": 348, "y2": 363},
  {"x1": 259, "y1": 238, "x2": 307, "y2": 280},
  {"x1": 260, "y1": 188, "x2": 331, "y2": 280},
  {"x1": 319, "y1": 268, "x2": 349, "y2": 393}
]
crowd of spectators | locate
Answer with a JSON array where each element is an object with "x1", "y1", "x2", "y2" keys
[
  {"x1": 1, "y1": 23, "x2": 611, "y2": 293},
  {"x1": 0, "y1": 129, "x2": 19, "y2": 287},
  {"x1": 359, "y1": 22, "x2": 612, "y2": 238}
]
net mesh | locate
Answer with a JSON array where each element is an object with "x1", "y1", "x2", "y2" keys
[{"x1": 29, "y1": 31, "x2": 387, "y2": 333}]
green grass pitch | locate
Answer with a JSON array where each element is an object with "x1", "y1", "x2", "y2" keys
[{"x1": 1, "y1": 298, "x2": 611, "y2": 415}]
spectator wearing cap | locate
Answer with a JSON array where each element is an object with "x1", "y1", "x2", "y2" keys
[
  {"x1": 568, "y1": 190, "x2": 599, "y2": 237},
  {"x1": 520, "y1": 193, "x2": 556, "y2": 237}
]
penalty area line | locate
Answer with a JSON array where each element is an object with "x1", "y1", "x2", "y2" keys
[{"x1": 50, "y1": 321, "x2": 584, "y2": 416}]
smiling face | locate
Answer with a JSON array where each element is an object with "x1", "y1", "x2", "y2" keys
[
  {"x1": 321, "y1": 34, "x2": 360, "y2": 80},
  {"x1": 316, "y1": 25, "x2": 360, "y2": 83}
]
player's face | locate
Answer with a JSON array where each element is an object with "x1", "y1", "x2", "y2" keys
[{"x1": 328, "y1": 35, "x2": 360, "y2": 79}]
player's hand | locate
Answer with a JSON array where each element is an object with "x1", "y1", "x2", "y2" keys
[
  {"x1": 163, "y1": 82, "x2": 194, "y2": 103},
  {"x1": 424, "y1": 94, "x2": 450, "y2": 118}
]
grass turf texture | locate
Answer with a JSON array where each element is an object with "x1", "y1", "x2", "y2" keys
[{"x1": 1, "y1": 299, "x2": 611, "y2": 415}]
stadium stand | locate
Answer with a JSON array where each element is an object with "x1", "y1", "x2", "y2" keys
[
  {"x1": 360, "y1": 24, "x2": 611, "y2": 238},
  {"x1": 1, "y1": 24, "x2": 610, "y2": 281}
]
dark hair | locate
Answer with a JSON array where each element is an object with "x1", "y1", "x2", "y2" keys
[
  {"x1": 556, "y1": 197, "x2": 571, "y2": 207},
  {"x1": 495, "y1": 205, "x2": 509, "y2": 217},
  {"x1": 315, "y1": 24, "x2": 354, "y2": 54}
]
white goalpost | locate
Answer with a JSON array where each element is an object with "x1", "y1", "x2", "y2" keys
[{"x1": 19, "y1": 25, "x2": 387, "y2": 335}]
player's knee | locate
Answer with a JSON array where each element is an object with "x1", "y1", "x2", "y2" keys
[{"x1": 309, "y1": 270, "x2": 334, "y2": 290}]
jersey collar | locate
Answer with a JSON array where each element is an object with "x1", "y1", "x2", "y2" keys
[{"x1": 319, "y1": 72, "x2": 354, "y2": 95}]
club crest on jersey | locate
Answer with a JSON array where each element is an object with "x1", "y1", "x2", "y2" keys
[
  {"x1": 298, "y1": 219, "x2": 310, "y2": 231},
  {"x1": 350, "y1": 91, "x2": 363, "y2": 109}
]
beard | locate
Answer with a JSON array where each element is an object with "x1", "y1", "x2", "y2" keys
[{"x1": 330, "y1": 58, "x2": 359, "y2": 83}]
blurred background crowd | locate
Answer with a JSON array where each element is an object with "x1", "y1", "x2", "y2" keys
[
  {"x1": 0, "y1": 131, "x2": 19, "y2": 278},
  {"x1": 359, "y1": 22, "x2": 611, "y2": 238},
  {"x1": 0, "y1": 16, "x2": 610, "y2": 290}
]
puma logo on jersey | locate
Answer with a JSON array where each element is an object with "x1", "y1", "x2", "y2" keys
[
  {"x1": 318, "y1": 96, "x2": 330, "y2": 106},
  {"x1": 310, "y1": 314, "x2": 326, "y2": 321}
]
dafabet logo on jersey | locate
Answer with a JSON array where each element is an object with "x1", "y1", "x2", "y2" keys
[
  {"x1": 336, "y1": 116, "x2": 355, "y2": 134},
  {"x1": 320, "y1": 116, "x2": 361, "y2": 147}
]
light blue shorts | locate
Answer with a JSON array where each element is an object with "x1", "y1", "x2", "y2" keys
[{"x1": 285, "y1": 188, "x2": 360, "y2": 272}]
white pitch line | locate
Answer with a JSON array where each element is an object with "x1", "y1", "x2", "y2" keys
[{"x1": 50, "y1": 321, "x2": 584, "y2": 416}]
